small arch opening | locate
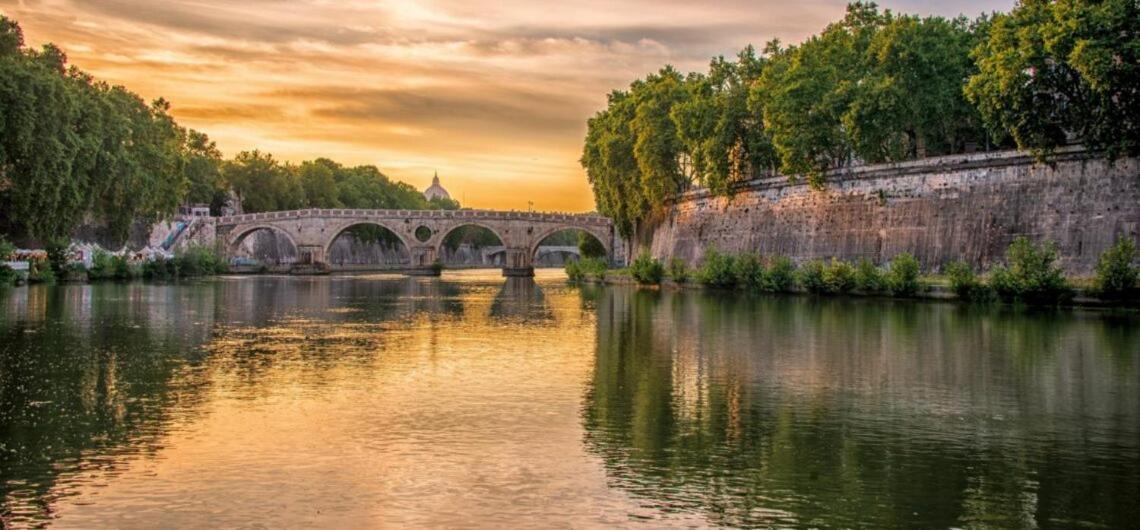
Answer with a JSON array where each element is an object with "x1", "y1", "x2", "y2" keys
[
  {"x1": 327, "y1": 223, "x2": 410, "y2": 270},
  {"x1": 439, "y1": 224, "x2": 505, "y2": 268},
  {"x1": 229, "y1": 227, "x2": 299, "y2": 271},
  {"x1": 532, "y1": 228, "x2": 606, "y2": 268}
]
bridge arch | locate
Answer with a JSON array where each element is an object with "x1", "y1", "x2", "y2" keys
[
  {"x1": 227, "y1": 224, "x2": 300, "y2": 268},
  {"x1": 323, "y1": 220, "x2": 412, "y2": 268},
  {"x1": 436, "y1": 222, "x2": 508, "y2": 265},
  {"x1": 528, "y1": 225, "x2": 611, "y2": 262}
]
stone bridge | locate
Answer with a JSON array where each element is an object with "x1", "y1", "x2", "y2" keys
[{"x1": 215, "y1": 208, "x2": 623, "y2": 276}]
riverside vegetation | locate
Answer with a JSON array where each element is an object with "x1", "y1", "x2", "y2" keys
[
  {"x1": 0, "y1": 236, "x2": 227, "y2": 286},
  {"x1": 566, "y1": 236, "x2": 1139, "y2": 305}
]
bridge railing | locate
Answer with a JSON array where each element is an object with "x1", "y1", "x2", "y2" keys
[{"x1": 217, "y1": 208, "x2": 612, "y2": 226}]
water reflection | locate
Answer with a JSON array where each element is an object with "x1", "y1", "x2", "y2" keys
[
  {"x1": 583, "y1": 288, "x2": 1140, "y2": 528},
  {"x1": 1, "y1": 277, "x2": 1137, "y2": 528}
]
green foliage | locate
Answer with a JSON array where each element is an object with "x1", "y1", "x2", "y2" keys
[
  {"x1": 27, "y1": 260, "x2": 54, "y2": 283},
  {"x1": 0, "y1": 263, "x2": 16, "y2": 286},
  {"x1": 945, "y1": 260, "x2": 993, "y2": 301},
  {"x1": 441, "y1": 225, "x2": 501, "y2": 250},
  {"x1": 822, "y1": 258, "x2": 855, "y2": 294},
  {"x1": 579, "y1": 257, "x2": 608, "y2": 281},
  {"x1": 989, "y1": 237, "x2": 1070, "y2": 304},
  {"x1": 44, "y1": 238, "x2": 69, "y2": 275},
  {"x1": 0, "y1": 18, "x2": 201, "y2": 243},
  {"x1": 88, "y1": 249, "x2": 114, "y2": 281},
  {"x1": 1092, "y1": 236, "x2": 1137, "y2": 300},
  {"x1": 854, "y1": 258, "x2": 886, "y2": 293},
  {"x1": 733, "y1": 252, "x2": 766, "y2": 290},
  {"x1": 578, "y1": 232, "x2": 607, "y2": 259},
  {"x1": 176, "y1": 246, "x2": 226, "y2": 276},
  {"x1": 565, "y1": 259, "x2": 584, "y2": 281},
  {"x1": 110, "y1": 255, "x2": 137, "y2": 281},
  {"x1": 630, "y1": 251, "x2": 664, "y2": 285},
  {"x1": 0, "y1": 236, "x2": 14, "y2": 261},
  {"x1": 763, "y1": 256, "x2": 797, "y2": 292},
  {"x1": 886, "y1": 252, "x2": 922, "y2": 296},
  {"x1": 799, "y1": 259, "x2": 828, "y2": 293},
  {"x1": 696, "y1": 248, "x2": 737, "y2": 288},
  {"x1": 430, "y1": 260, "x2": 444, "y2": 275},
  {"x1": 965, "y1": 0, "x2": 1140, "y2": 159},
  {"x1": 142, "y1": 258, "x2": 177, "y2": 280},
  {"x1": 667, "y1": 258, "x2": 689, "y2": 283}
]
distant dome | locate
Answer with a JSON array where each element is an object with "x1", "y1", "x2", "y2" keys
[{"x1": 424, "y1": 172, "x2": 450, "y2": 201}]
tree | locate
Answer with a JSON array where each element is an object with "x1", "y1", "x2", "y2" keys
[{"x1": 966, "y1": 0, "x2": 1140, "y2": 159}]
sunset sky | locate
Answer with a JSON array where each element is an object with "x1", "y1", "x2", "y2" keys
[{"x1": 1, "y1": 0, "x2": 1012, "y2": 212}]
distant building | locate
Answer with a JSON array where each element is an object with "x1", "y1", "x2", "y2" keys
[{"x1": 423, "y1": 172, "x2": 450, "y2": 201}]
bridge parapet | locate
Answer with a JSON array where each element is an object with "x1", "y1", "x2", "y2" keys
[{"x1": 216, "y1": 208, "x2": 624, "y2": 276}]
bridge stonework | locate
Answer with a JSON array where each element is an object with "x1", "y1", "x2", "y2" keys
[{"x1": 215, "y1": 208, "x2": 624, "y2": 276}]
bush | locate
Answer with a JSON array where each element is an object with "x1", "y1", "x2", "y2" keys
[
  {"x1": 887, "y1": 253, "x2": 921, "y2": 296},
  {"x1": 799, "y1": 259, "x2": 827, "y2": 293},
  {"x1": 630, "y1": 250, "x2": 664, "y2": 285},
  {"x1": 946, "y1": 261, "x2": 981, "y2": 299},
  {"x1": 89, "y1": 249, "x2": 114, "y2": 280},
  {"x1": 0, "y1": 264, "x2": 15, "y2": 286},
  {"x1": 27, "y1": 261, "x2": 56, "y2": 284},
  {"x1": 1093, "y1": 236, "x2": 1137, "y2": 300},
  {"x1": 822, "y1": 258, "x2": 855, "y2": 294},
  {"x1": 45, "y1": 238, "x2": 70, "y2": 275},
  {"x1": 111, "y1": 255, "x2": 137, "y2": 281},
  {"x1": 667, "y1": 258, "x2": 689, "y2": 283},
  {"x1": 0, "y1": 237, "x2": 14, "y2": 261},
  {"x1": 175, "y1": 246, "x2": 226, "y2": 276},
  {"x1": 990, "y1": 237, "x2": 1070, "y2": 304},
  {"x1": 763, "y1": 256, "x2": 797, "y2": 292},
  {"x1": 854, "y1": 258, "x2": 886, "y2": 293},
  {"x1": 565, "y1": 259, "x2": 584, "y2": 281},
  {"x1": 143, "y1": 258, "x2": 176, "y2": 280},
  {"x1": 580, "y1": 257, "x2": 608, "y2": 281},
  {"x1": 733, "y1": 252, "x2": 765, "y2": 290},
  {"x1": 696, "y1": 248, "x2": 736, "y2": 288}
]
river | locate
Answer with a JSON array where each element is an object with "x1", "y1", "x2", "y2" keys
[{"x1": 1, "y1": 271, "x2": 1137, "y2": 528}]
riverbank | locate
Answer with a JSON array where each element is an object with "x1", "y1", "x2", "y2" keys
[{"x1": 586, "y1": 273, "x2": 1139, "y2": 309}]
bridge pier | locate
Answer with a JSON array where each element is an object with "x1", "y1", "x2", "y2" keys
[
  {"x1": 409, "y1": 246, "x2": 442, "y2": 276},
  {"x1": 501, "y1": 247, "x2": 534, "y2": 277}
]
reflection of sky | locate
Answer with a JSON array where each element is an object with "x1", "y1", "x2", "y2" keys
[{"x1": 3, "y1": 0, "x2": 1014, "y2": 212}]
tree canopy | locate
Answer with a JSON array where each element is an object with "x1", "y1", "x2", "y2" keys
[{"x1": 582, "y1": 1, "x2": 1137, "y2": 236}]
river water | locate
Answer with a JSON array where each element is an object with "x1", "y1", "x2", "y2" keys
[{"x1": 1, "y1": 271, "x2": 1137, "y2": 528}]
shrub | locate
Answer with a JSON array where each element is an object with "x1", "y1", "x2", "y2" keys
[
  {"x1": 696, "y1": 248, "x2": 736, "y2": 288},
  {"x1": 887, "y1": 253, "x2": 921, "y2": 296},
  {"x1": 667, "y1": 258, "x2": 689, "y2": 283},
  {"x1": 822, "y1": 258, "x2": 855, "y2": 294},
  {"x1": 44, "y1": 238, "x2": 70, "y2": 275},
  {"x1": 580, "y1": 257, "x2": 608, "y2": 280},
  {"x1": 854, "y1": 258, "x2": 886, "y2": 293},
  {"x1": 176, "y1": 246, "x2": 226, "y2": 276},
  {"x1": 89, "y1": 249, "x2": 114, "y2": 280},
  {"x1": 630, "y1": 250, "x2": 664, "y2": 285},
  {"x1": 763, "y1": 256, "x2": 797, "y2": 292},
  {"x1": 1093, "y1": 236, "x2": 1137, "y2": 300},
  {"x1": 111, "y1": 255, "x2": 137, "y2": 281},
  {"x1": 0, "y1": 237, "x2": 14, "y2": 261},
  {"x1": 799, "y1": 259, "x2": 827, "y2": 293},
  {"x1": 946, "y1": 261, "x2": 981, "y2": 299},
  {"x1": 990, "y1": 237, "x2": 1070, "y2": 304},
  {"x1": 0, "y1": 264, "x2": 15, "y2": 286},
  {"x1": 565, "y1": 259, "x2": 584, "y2": 281},
  {"x1": 733, "y1": 252, "x2": 765, "y2": 290},
  {"x1": 27, "y1": 261, "x2": 56, "y2": 284},
  {"x1": 143, "y1": 258, "x2": 176, "y2": 280}
]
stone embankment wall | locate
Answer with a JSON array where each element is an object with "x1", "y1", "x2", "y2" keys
[{"x1": 636, "y1": 148, "x2": 1139, "y2": 275}]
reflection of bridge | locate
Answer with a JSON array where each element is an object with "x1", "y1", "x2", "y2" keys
[{"x1": 216, "y1": 208, "x2": 624, "y2": 276}]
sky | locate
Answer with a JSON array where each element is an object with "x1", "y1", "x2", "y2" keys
[{"x1": 0, "y1": 0, "x2": 1013, "y2": 212}]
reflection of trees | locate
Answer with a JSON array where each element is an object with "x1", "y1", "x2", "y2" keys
[
  {"x1": 0, "y1": 284, "x2": 217, "y2": 526},
  {"x1": 582, "y1": 288, "x2": 1140, "y2": 528}
]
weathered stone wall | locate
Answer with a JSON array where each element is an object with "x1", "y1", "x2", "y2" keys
[{"x1": 636, "y1": 148, "x2": 1140, "y2": 274}]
